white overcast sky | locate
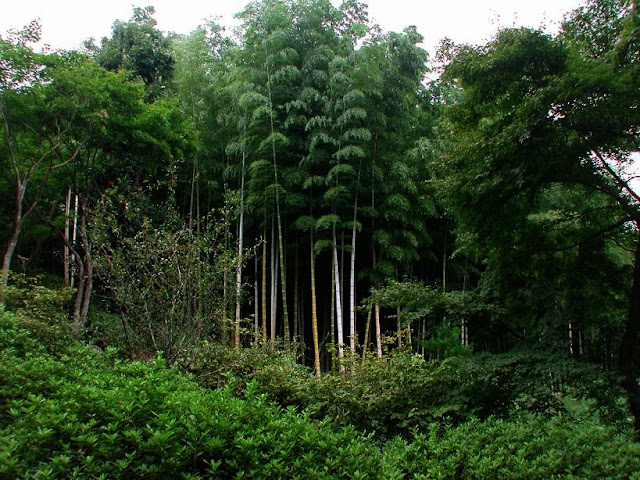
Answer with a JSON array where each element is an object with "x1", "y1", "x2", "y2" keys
[{"x1": 2, "y1": 0, "x2": 585, "y2": 55}]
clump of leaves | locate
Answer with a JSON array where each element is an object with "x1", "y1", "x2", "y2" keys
[
  {"x1": 384, "y1": 411, "x2": 640, "y2": 479},
  {"x1": 189, "y1": 341, "x2": 312, "y2": 406},
  {"x1": 2, "y1": 309, "x2": 638, "y2": 479},
  {"x1": 284, "y1": 349, "x2": 629, "y2": 440},
  {"x1": 2, "y1": 273, "x2": 75, "y2": 353},
  {"x1": 91, "y1": 188, "x2": 239, "y2": 364},
  {"x1": 0, "y1": 312, "x2": 381, "y2": 478}
]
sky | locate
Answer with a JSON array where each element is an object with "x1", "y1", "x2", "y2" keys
[{"x1": 2, "y1": 0, "x2": 586, "y2": 55}]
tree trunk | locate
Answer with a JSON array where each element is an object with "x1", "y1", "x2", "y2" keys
[
  {"x1": 77, "y1": 210, "x2": 93, "y2": 336},
  {"x1": 262, "y1": 224, "x2": 268, "y2": 342},
  {"x1": 278, "y1": 210, "x2": 289, "y2": 345},
  {"x1": 234, "y1": 148, "x2": 246, "y2": 350},
  {"x1": 270, "y1": 220, "x2": 277, "y2": 343},
  {"x1": 349, "y1": 216, "x2": 357, "y2": 352},
  {"x1": 363, "y1": 305, "x2": 372, "y2": 359},
  {"x1": 620, "y1": 232, "x2": 640, "y2": 438},
  {"x1": 330, "y1": 254, "x2": 336, "y2": 371},
  {"x1": 72, "y1": 256, "x2": 86, "y2": 334},
  {"x1": 254, "y1": 254, "x2": 260, "y2": 343},
  {"x1": 333, "y1": 224, "x2": 344, "y2": 371},
  {"x1": 64, "y1": 188, "x2": 71, "y2": 286},
  {"x1": 1, "y1": 227, "x2": 20, "y2": 303},
  {"x1": 71, "y1": 194, "x2": 79, "y2": 288},
  {"x1": 293, "y1": 241, "x2": 300, "y2": 348},
  {"x1": 1, "y1": 184, "x2": 26, "y2": 303},
  {"x1": 372, "y1": 247, "x2": 383, "y2": 359},
  {"x1": 310, "y1": 230, "x2": 321, "y2": 376},
  {"x1": 349, "y1": 162, "x2": 362, "y2": 353}
]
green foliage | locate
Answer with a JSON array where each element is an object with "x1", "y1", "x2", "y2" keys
[
  {"x1": 185, "y1": 341, "x2": 311, "y2": 405},
  {"x1": 2, "y1": 274, "x2": 75, "y2": 352},
  {"x1": 2, "y1": 308, "x2": 638, "y2": 478},
  {"x1": 384, "y1": 412, "x2": 640, "y2": 479},
  {"x1": 91, "y1": 189, "x2": 234, "y2": 364},
  {"x1": 3, "y1": 273, "x2": 74, "y2": 323},
  {"x1": 221, "y1": 348, "x2": 629, "y2": 441},
  {"x1": 0, "y1": 311, "x2": 383, "y2": 478},
  {"x1": 422, "y1": 324, "x2": 471, "y2": 360},
  {"x1": 96, "y1": 6, "x2": 174, "y2": 100}
]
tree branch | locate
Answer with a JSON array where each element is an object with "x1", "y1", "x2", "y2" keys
[{"x1": 592, "y1": 149, "x2": 640, "y2": 204}]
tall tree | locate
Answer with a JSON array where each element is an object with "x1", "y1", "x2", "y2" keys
[
  {"x1": 436, "y1": 0, "x2": 640, "y2": 434},
  {"x1": 96, "y1": 6, "x2": 174, "y2": 100}
]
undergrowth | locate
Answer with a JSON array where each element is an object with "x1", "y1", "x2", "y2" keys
[{"x1": 1, "y1": 296, "x2": 638, "y2": 478}]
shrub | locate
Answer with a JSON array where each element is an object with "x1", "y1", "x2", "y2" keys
[
  {"x1": 383, "y1": 412, "x2": 640, "y2": 479},
  {"x1": 1, "y1": 311, "x2": 638, "y2": 479},
  {"x1": 2, "y1": 274, "x2": 75, "y2": 352},
  {"x1": 0, "y1": 316, "x2": 381, "y2": 478},
  {"x1": 188, "y1": 341, "x2": 312, "y2": 406},
  {"x1": 292, "y1": 350, "x2": 629, "y2": 440}
]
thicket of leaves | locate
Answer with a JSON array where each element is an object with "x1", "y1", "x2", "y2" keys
[
  {"x1": 0, "y1": 307, "x2": 381, "y2": 479},
  {"x1": 194, "y1": 346, "x2": 629, "y2": 441},
  {"x1": 1, "y1": 287, "x2": 639, "y2": 478}
]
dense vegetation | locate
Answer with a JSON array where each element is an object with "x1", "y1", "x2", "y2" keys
[
  {"x1": 2, "y1": 301, "x2": 639, "y2": 478},
  {"x1": 1, "y1": 0, "x2": 639, "y2": 476}
]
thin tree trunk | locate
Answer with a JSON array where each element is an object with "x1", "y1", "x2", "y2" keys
[
  {"x1": 277, "y1": 214, "x2": 289, "y2": 345},
  {"x1": 71, "y1": 194, "x2": 79, "y2": 288},
  {"x1": 372, "y1": 248, "x2": 382, "y2": 359},
  {"x1": 1, "y1": 219, "x2": 21, "y2": 302},
  {"x1": 254, "y1": 253, "x2": 259, "y2": 343},
  {"x1": 294, "y1": 242, "x2": 299, "y2": 342},
  {"x1": 78, "y1": 209, "x2": 93, "y2": 333},
  {"x1": 64, "y1": 188, "x2": 71, "y2": 286},
  {"x1": 620, "y1": 232, "x2": 640, "y2": 438},
  {"x1": 333, "y1": 224, "x2": 344, "y2": 370},
  {"x1": 330, "y1": 253, "x2": 336, "y2": 371},
  {"x1": 349, "y1": 213, "x2": 357, "y2": 352},
  {"x1": 310, "y1": 230, "x2": 321, "y2": 376},
  {"x1": 349, "y1": 162, "x2": 362, "y2": 352},
  {"x1": 72, "y1": 257, "x2": 86, "y2": 334},
  {"x1": 362, "y1": 305, "x2": 372, "y2": 359},
  {"x1": 189, "y1": 160, "x2": 196, "y2": 235},
  {"x1": 568, "y1": 321, "x2": 574, "y2": 355},
  {"x1": 262, "y1": 224, "x2": 268, "y2": 342},
  {"x1": 270, "y1": 219, "x2": 277, "y2": 343},
  {"x1": 234, "y1": 148, "x2": 246, "y2": 350},
  {"x1": 375, "y1": 303, "x2": 382, "y2": 359}
]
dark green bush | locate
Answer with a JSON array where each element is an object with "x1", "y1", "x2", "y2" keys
[
  {"x1": 188, "y1": 341, "x2": 312, "y2": 406},
  {"x1": 286, "y1": 350, "x2": 628, "y2": 440},
  {"x1": 383, "y1": 412, "x2": 640, "y2": 479},
  {"x1": 2, "y1": 309, "x2": 637, "y2": 478},
  {"x1": 2, "y1": 274, "x2": 75, "y2": 353},
  {"x1": 0, "y1": 312, "x2": 381, "y2": 478}
]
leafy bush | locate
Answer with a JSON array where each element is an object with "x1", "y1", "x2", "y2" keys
[
  {"x1": 2, "y1": 273, "x2": 75, "y2": 352},
  {"x1": 280, "y1": 350, "x2": 628, "y2": 440},
  {"x1": 187, "y1": 341, "x2": 312, "y2": 406},
  {"x1": 0, "y1": 313, "x2": 380, "y2": 478},
  {"x1": 384, "y1": 412, "x2": 640, "y2": 479},
  {"x1": 1, "y1": 310, "x2": 638, "y2": 478},
  {"x1": 91, "y1": 189, "x2": 235, "y2": 365}
]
